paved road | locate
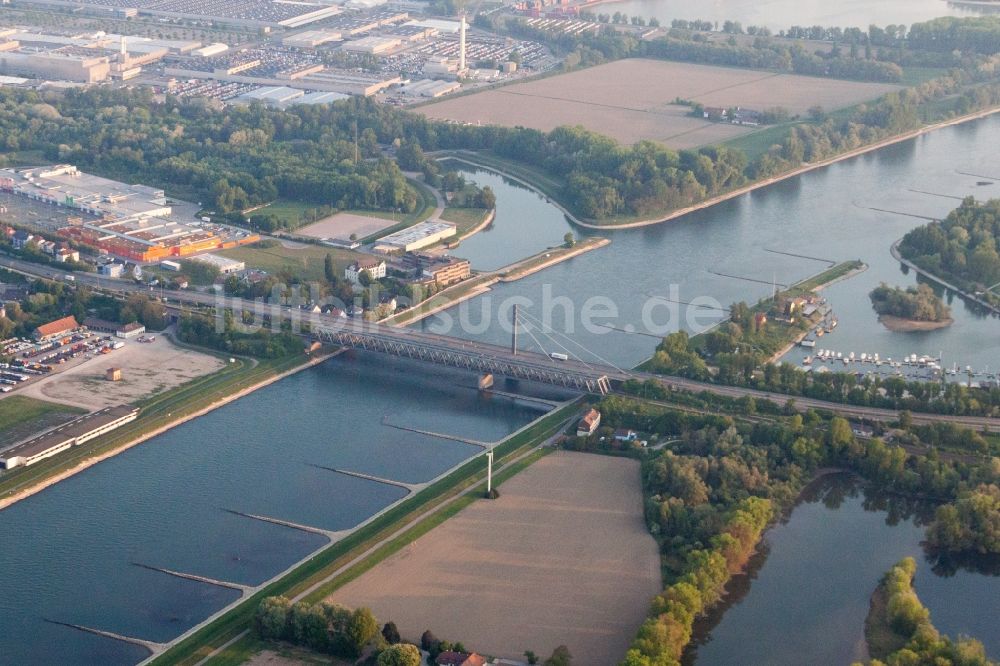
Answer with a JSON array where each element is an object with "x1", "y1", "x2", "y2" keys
[{"x1": 5, "y1": 254, "x2": 1000, "y2": 430}]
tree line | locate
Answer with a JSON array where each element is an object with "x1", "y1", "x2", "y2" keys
[
  {"x1": 869, "y1": 283, "x2": 951, "y2": 322},
  {"x1": 648, "y1": 324, "x2": 1000, "y2": 417},
  {"x1": 865, "y1": 557, "x2": 991, "y2": 665},
  {"x1": 899, "y1": 197, "x2": 1000, "y2": 304},
  {"x1": 253, "y1": 597, "x2": 380, "y2": 659},
  {"x1": 0, "y1": 275, "x2": 165, "y2": 346},
  {"x1": 595, "y1": 393, "x2": 1000, "y2": 664}
]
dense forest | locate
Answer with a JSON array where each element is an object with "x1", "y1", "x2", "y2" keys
[
  {"x1": 869, "y1": 283, "x2": 951, "y2": 322},
  {"x1": 594, "y1": 394, "x2": 999, "y2": 665},
  {"x1": 926, "y1": 484, "x2": 1000, "y2": 556},
  {"x1": 0, "y1": 88, "x2": 417, "y2": 219},
  {"x1": 899, "y1": 198, "x2": 1000, "y2": 299},
  {"x1": 175, "y1": 311, "x2": 304, "y2": 359}
]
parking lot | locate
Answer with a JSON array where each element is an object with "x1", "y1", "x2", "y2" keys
[
  {"x1": 9, "y1": 333, "x2": 225, "y2": 410},
  {"x1": 1, "y1": 331, "x2": 130, "y2": 396}
]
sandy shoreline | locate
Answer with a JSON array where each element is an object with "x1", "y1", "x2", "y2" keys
[
  {"x1": 0, "y1": 350, "x2": 338, "y2": 513},
  {"x1": 877, "y1": 314, "x2": 954, "y2": 332}
]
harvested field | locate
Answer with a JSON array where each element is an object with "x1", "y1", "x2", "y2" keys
[
  {"x1": 420, "y1": 59, "x2": 902, "y2": 148},
  {"x1": 331, "y1": 450, "x2": 660, "y2": 666},
  {"x1": 14, "y1": 335, "x2": 225, "y2": 410},
  {"x1": 296, "y1": 212, "x2": 398, "y2": 241}
]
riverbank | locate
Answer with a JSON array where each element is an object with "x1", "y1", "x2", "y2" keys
[
  {"x1": 497, "y1": 237, "x2": 610, "y2": 282},
  {"x1": 148, "y1": 400, "x2": 581, "y2": 666},
  {"x1": 445, "y1": 104, "x2": 1000, "y2": 231},
  {"x1": 384, "y1": 237, "x2": 610, "y2": 327},
  {"x1": 0, "y1": 349, "x2": 338, "y2": 513},
  {"x1": 447, "y1": 207, "x2": 496, "y2": 242},
  {"x1": 878, "y1": 314, "x2": 954, "y2": 332},
  {"x1": 890, "y1": 239, "x2": 1000, "y2": 316}
]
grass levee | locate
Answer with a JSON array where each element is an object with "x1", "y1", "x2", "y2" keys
[{"x1": 151, "y1": 401, "x2": 578, "y2": 666}]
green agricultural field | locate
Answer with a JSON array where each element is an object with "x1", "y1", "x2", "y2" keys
[
  {"x1": 0, "y1": 396, "x2": 86, "y2": 448},
  {"x1": 216, "y1": 241, "x2": 359, "y2": 282}
]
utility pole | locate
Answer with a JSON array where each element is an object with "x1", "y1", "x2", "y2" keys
[
  {"x1": 486, "y1": 449, "x2": 493, "y2": 497},
  {"x1": 511, "y1": 303, "x2": 518, "y2": 355}
]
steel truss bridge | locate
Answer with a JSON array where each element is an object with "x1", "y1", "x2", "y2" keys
[{"x1": 314, "y1": 324, "x2": 615, "y2": 395}]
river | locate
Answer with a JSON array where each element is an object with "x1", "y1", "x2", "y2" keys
[
  {"x1": 0, "y1": 355, "x2": 556, "y2": 664},
  {"x1": 432, "y1": 122, "x2": 1000, "y2": 660},
  {"x1": 591, "y1": 0, "x2": 998, "y2": 32},
  {"x1": 688, "y1": 474, "x2": 1000, "y2": 664},
  {"x1": 433, "y1": 114, "x2": 1000, "y2": 378},
  {"x1": 4, "y1": 100, "x2": 1000, "y2": 666}
]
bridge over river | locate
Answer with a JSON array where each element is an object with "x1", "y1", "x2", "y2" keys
[{"x1": 4, "y1": 255, "x2": 1000, "y2": 430}]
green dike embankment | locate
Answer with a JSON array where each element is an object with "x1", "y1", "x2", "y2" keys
[
  {"x1": 0, "y1": 349, "x2": 331, "y2": 513},
  {"x1": 149, "y1": 400, "x2": 580, "y2": 666},
  {"x1": 384, "y1": 238, "x2": 609, "y2": 327},
  {"x1": 439, "y1": 103, "x2": 1000, "y2": 231}
]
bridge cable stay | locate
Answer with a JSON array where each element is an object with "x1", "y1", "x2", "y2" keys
[
  {"x1": 513, "y1": 310, "x2": 578, "y2": 363},
  {"x1": 515, "y1": 308, "x2": 628, "y2": 375},
  {"x1": 516, "y1": 314, "x2": 554, "y2": 358},
  {"x1": 515, "y1": 308, "x2": 613, "y2": 370}
]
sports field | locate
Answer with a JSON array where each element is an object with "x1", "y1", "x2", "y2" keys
[
  {"x1": 420, "y1": 59, "x2": 901, "y2": 148},
  {"x1": 296, "y1": 212, "x2": 398, "y2": 241},
  {"x1": 330, "y1": 450, "x2": 660, "y2": 665}
]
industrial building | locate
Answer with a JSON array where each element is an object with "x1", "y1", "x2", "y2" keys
[
  {"x1": 33, "y1": 315, "x2": 80, "y2": 342},
  {"x1": 237, "y1": 85, "x2": 304, "y2": 105},
  {"x1": 193, "y1": 43, "x2": 229, "y2": 58},
  {"x1": 116, "y1": 322, "x2": 146, "y2": 339},
  {"x1": 374, "y1": 220, "x2": 456, "y2": 252},
  {"x1": 190, "y1": 253, "x2": 245, "y2": 274},
  {"x1": 83, "y1": 317, "x2": 144, "y2": 338},
  {"x1": 283, "y1": 30, "x2": 343, "y2": 49},
  {"x1": 0, "y1": 405, "x2": 139, "y2": 470},
  {"x1": 342, "y1": 36, "x2": 401, "y2": 54},
  {"x1": 0, "y1": 165, "x2": 259, "y2": 262},
  {"x1": 0, "y1": 47, "x2": 110, "y2": 83},
  {"x1": 18, "y1": 0, "x2": 343, "y2": 28},
  {"x1": 0, "y1": 30, "x2": 201, "y2": 83},
  {"x1": 293, "y1": 90, "x2": 350, "y2": 106},
  {"x1": 397, "y1": 78, "x2": 460, "y2": 97}
]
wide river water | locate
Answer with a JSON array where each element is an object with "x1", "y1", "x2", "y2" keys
[
  {"x1": 433, "y1": 114, "x2": 1000, "y2": 377},
  {"x1": 0, "y1": 355, "x2": 557, "y2": 664},
  {"x1": 3, "y1": 114, "x2": 1000, "y2": 664},
  {"x1": 592, "y1": 0, "x2": 999, "y2": 32}
]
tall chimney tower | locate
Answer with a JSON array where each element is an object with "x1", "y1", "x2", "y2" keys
[
  {"x1": 458, "y1": 13, "x2": 467, "y2": 72},
  {"x1": 120, "y1": 35, "x2": 127, "y2": 59}
]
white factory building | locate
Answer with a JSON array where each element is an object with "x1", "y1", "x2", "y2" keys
[
  {"x1": 373, "y1": 220, "x2": 457, "y2": 253},
  {"x1": 190, "y1": 253, "x2": 245, "y2": 274}
]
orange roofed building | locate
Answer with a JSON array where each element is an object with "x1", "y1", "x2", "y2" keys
[
  {"x1": 577, "y1": 408, "x2": 601, "y2": 437},
  {"x1": 34, "y1": 315, "x2": 80, "y2": 342},
  {"x1": 435, "y1": 653, "x2": 486, "y2": 666}
]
